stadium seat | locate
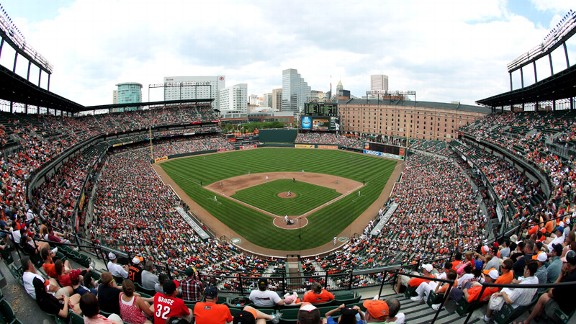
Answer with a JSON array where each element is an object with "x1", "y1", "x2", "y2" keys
[
  {"x1": 0, "y1": 299, "x2": 22, "y2": 324},
  {"x1": 69, "y1": 311, "x2": 84, "y2": 324}
]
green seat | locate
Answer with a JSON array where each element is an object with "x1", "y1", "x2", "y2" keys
[
  {"x1": 0, "y1": 249, "x2": 13, "y2": 265},
  {"x1": 0, "y1": 299, "x2": 22, "y2": 324},
  {"x1": 494, "y1": 303, "x2": 528, "y2": 324},
  {"x1": 278, "y1": 308, "x2": 299, "y2": 320},
  {"x1": 552, "y1": 307, "x2": 575, "y2": 324},
  {"x1": 69, "y1": 311, "x2": 84, "y2": 324},
  {"x1": 455, "y1": 298, "x2": 484, "y2": 316},
  {"x1": 427, "y1": 291, "x2": 444, "y2": 307},
  {"x1": 51, "y1": 314, "x2": 68, "y2": 324},
  {"x1": 135, "y1": 283, "x2": 156, "y2": 296}
]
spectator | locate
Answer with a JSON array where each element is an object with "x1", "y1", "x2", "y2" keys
[
  {"x1": 119, "y1": 279, "x2": 153, "y2": 324},
  {"x1": 107, "y1": 252, "x2": 129, "y2": 279},
  {"x1": 80, "y1": 292, "x2": 123, "y2": 324},
  {"x1": 153, "y1": 280, "x2": 192, "y2": 324},
  {"x1": 547, "y1": 243, "x2": 564, "y2": 283},
  {"x1": 181, "y1": 267, "x2": 203, "y2": 302},
  {"x1": 303, "y1": 282, "x2": 335, "y2": 304},
  {"x1": 297, "y1": 303, "x2": 322, "y2": 324},
  {"x1": 141, "y1": 261, "x2": 160, "y2": 291},
  {"x1": 98, "y1": 272, "x2": 122, "y2": 315},
  {"x1": 519, "y1": 250, "x2": 576, "y2": 323},
  {"x1": 324, "y1": 304, "x2": 365, "y2": 324},
  {"x1": 482, "y1": 261, "x2": 539, "y2": 323},
  {"x1": 193, "y1": 286, "x2": 231, "y2": 324},
  {"x1": 249, "y1": 278, "x2": 284, "y2": 307},
  {"x1": 32, "y1": 277, "x2": 71, "y2": 319},
  {"x1": 128, "y1": 256, "x2": 143, "y2": 285}
]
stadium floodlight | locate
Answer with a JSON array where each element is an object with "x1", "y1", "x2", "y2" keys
[
  {"x1": 0, "y1": 3, "x2": 53, "y2": 73},
  {"x1": 507, "y1": 10, "x2": 576, "y2": 73}
]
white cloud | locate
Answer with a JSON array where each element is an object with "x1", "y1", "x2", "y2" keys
[{"x1": 4, "y1": 0, "x2": 564, "y2": 106}]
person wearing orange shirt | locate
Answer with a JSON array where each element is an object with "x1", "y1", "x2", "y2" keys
[
  {"x1": 193, "y1": 286, "x2": 232, "y2": 324},
  {"x1": 303, "y1": 282, "x2": 335, "y2": 304},
  {"x1": 495, "y1": 259, "x2": 514, "y2": 285}
]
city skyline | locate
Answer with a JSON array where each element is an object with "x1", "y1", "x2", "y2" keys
[{"x1": 1, "y1": 0, "x2": 573, "y2": 107}]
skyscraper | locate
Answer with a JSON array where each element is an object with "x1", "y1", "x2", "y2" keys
[
  {"x1": 163, "y1": 76, "x2": 225, "y2": 111},
  {"x1": 282, "y1": 69, "x2": 311, "y2": 113},
  {"x1": 371, "y1": 75, "x2": 389, "y2": 92},
  {"x1": 272, "y1": 88, "x2": 282, "y2": 111}
]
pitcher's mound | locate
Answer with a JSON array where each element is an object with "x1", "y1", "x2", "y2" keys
[{"x1": 278, "y1": 192, "x2": 297, "y2": 199}]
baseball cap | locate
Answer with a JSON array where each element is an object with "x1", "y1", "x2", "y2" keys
[
  {"x1": 108, "y1": 252, "x2": 117, "y2": 260},
  {"x1": 561, "y1": 250, "x2": 576, "y2": 265},
  {"x1": 555, "y1": 226, "x2": 564, "y2": 233},
  {"x1": 536, "y1": 252, "x2": 548, "y2": 262},
  {"x1": 552, "y1": 243, "x2": 563, "y2": 256},
  {"x1": 257, "y1": 278, "x2": 268, "y2": 288},
  {"x1": 363, "y1": 300, "x2": 389, "y2": 319},
  {"x1": 233, "y1": 310, "x2": 256, "y2": 324},
  {"x1": 422, "y1": 264, "x2": 433, "y2": 272},
  {"x1": 488, "y1": 269, "x2": 499, "y2": 280},
  {"x1": 132, "y1": 257, "x2": 140, "y2": 265},
  {"x1": 204, "y1": 285, "x2": 218, "y2": 299},
  {"x1": 481, "y1": 245, "x2": 490, "y2": 254}
]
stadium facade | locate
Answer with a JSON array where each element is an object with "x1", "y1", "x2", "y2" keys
[{"x1": 338, "y1": 99, "x2": 491, "y2": 141}]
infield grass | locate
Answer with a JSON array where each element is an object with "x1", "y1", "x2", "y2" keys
[
  {"x1": 231, "y1": 179, "x2": 341, "y2": 215},
  {"x1": 160, "y1": 148, "x2": 396, "y2": 251}
]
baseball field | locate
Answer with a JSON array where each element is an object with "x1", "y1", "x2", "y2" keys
[{"x1": 159, "y1": 148, "x2": 396, "y2": 251}]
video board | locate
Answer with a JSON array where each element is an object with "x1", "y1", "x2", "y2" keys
[{"x1": 300, "y1": 116, "x2": 340, "y2": 131}]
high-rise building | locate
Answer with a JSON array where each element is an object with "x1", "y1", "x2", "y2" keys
[
  {"x1": 262, "y1": 93, "x2": 273, "y2": 108},
  {"x1": 219, "y1": 83, "x2": 248, "y2": 114},
  {"x1": 163, "y1": 76, "x2": 225, "y2": 111},
  {"x1": 272, "y1": 88, "x2": 282, "y2": 111},
  {"x1": 371, "y1": 75, "x2": 389, "y2": 92},
  {"x1": 282, "y1": 69, "x2": 311, "y2": 113},
  {"x1": 115, "y1": 82, "x2": 142, "y2": 112}
]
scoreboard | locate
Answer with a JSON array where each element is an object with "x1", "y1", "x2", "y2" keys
[{"x1": 300, "y1": 116, "x2": 340, "y2": 131}]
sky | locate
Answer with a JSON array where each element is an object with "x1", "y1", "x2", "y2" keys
[{"x1": 0, "y1": 0, "x2": 574, "y2": 106}]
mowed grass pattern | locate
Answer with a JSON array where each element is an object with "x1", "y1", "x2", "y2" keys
[
  {"x1": 160, "y1": 148, "x2": 396, "y2": 251},
  {"x1": 231, "y1": 179, "x2": 341, "y2": 215}
]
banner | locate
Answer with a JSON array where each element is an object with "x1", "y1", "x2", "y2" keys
[
  {"x1": 317, "y1": 145, "x2": 338, "y2": 150},
  {"x1": 154, "y1": 156, "x2": 168, "y2": 163},
  {"x1": 295, "y1": 144, "x2": 315, "y2": 149}
]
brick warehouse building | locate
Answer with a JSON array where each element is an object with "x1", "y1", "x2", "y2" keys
[{"x1": 338, "y1": 98, "x2": 491, "y2": 141}]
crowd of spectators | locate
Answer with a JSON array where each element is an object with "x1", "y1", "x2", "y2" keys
[
  {"x1": 310, "y1": 152, "x2": 485, "y2": 286},
  {"x1": 294, "y1": 133, "x2": 364, "y2": 150}
]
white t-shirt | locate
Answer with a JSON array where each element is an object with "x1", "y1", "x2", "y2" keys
[
  {"x1": 249, "y1": 289, "x2": 282, "y2": 307},
  {"x1": 23, "y1": 271, "x2": 45, "y2": 300},
  {"x1": 107, "y1": 261, "x2": 128, "y2": 278}
]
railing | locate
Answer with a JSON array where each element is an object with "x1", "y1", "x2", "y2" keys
[{"x1": 462, "y1": 279, "x2": 576, "y2": 323}]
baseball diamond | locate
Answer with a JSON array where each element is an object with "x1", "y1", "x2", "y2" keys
[{"x1": 156, "y1": 148, "x2": 398, "y2": 254}]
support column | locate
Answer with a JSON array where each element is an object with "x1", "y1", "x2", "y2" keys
[
  {"x1": 12, "y1": 51, "x2": 18, "y2": 72},
  {"x1": 533, "y1": 61, "x2": 538, "y2": 83},
  {"x1": 563, "y1": 42, "x2": 570, "y2": 68},
  {"x1": 27, "y1": 61, "x2": 31, "y2": 81}
]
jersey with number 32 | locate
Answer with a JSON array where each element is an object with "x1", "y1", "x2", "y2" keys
[{"x1": 153, "y1": 293, "x2": 189, "y2": 324}]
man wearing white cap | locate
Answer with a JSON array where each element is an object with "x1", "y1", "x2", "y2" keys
[
  {"x1": 107, "y1": 252, "x2": 128, "y2": 279},
  {"x1": 534, "y1": 252, "x2": 548, "y2": 293},
  {"x1": 128, "y1": 256, "x2": 143, "y2": 284},
  {"x1": 395, "y1": 263, "x2": 434, "y2": 296}
]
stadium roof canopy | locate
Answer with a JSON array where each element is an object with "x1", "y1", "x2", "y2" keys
[
  {"x1": 0, "y1": 63, "x2": 214, "y2": 114},
  {"x1": 476, "y1": 64, "x2": 576, "y2": 108}
]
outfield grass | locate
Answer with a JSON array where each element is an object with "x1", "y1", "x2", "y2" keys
[
  {"x1": 231, "y1": 179, "x2": 341, "y2": 215},
  {"x1": 160, "y1": 148, "x2": 396, "y2": 251}
]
